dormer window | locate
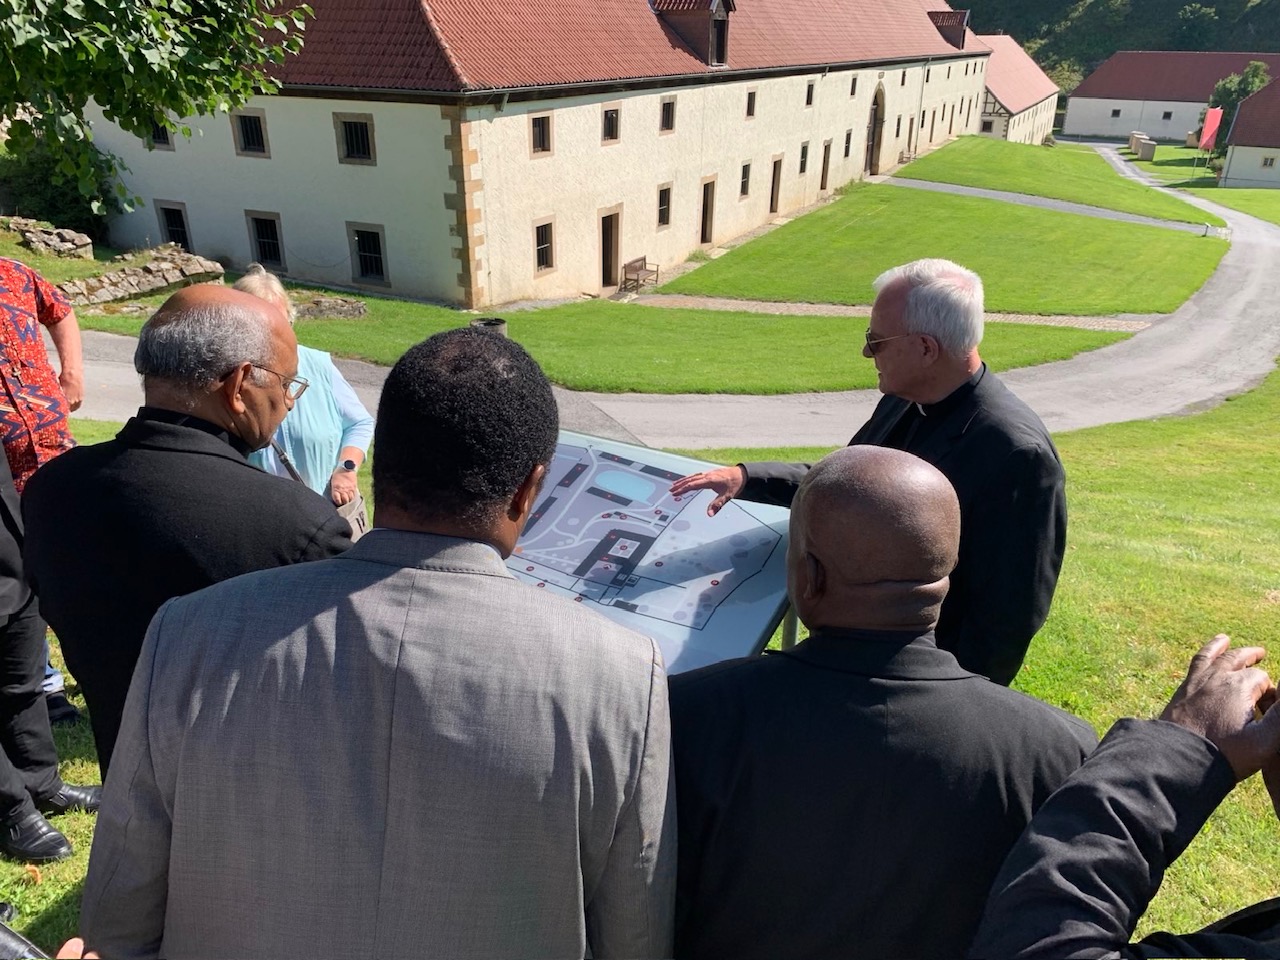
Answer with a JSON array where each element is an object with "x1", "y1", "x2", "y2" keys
[
  {"x1": 653, "y1": 0, "x2": 734, "y2": 68},
  {"x1": 710, "y1": 13, "x2": 727, "y2": 65}
]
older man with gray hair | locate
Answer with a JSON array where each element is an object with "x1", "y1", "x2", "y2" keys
[
  {"x1": 671, "y1": 258, "x2": 1065, "y2": 685},
  {"x1": 23, "y1": 284, "x2": 351, "y2": 778}
]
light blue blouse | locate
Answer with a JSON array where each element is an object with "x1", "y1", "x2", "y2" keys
[{"x1": 247, "y1": 345, "x2": 375, "y2": 494}]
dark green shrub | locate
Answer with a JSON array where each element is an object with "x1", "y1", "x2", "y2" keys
[{"x1": 0, "y1": 140, "x2": 115, "y2": 240}]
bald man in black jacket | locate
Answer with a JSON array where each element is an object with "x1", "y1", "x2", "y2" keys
[{"x1": 669, "y1": 446, "x2": 1094, "y2": 960}]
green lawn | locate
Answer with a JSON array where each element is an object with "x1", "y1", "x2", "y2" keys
[
  {"x1": 685, "y1": 368, "x2": 1280, "y2": 939},
  {"x1": 1181, "y1": 185, "x2": 1280, "y2": 228},
  {"x1": 79, "y1": 298, "x2": 1128, "y2": 395},
  {"x1": 902, "y1": 137, "x2": 1224, "y2": 226},
  {"x1": 1122, "y1": 144, "x2": 1218, "y2": 187},
  {"x1": 664, "y1": 183, "x2": 1228, "y2": 315}
]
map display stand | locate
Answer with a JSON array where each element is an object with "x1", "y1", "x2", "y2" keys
[{"x1": 508, "y1": 431, "x2": 792, "y2": 674}]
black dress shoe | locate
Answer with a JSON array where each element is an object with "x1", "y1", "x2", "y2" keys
[
  {"x1": 0, "y1": 812, "x2": 71, "y2": 863},
  {"x1": 36, "y1": 784, "x2": 101, "y2": 817},
  {"x1": 45, "y1": 692, "x2": 82, "y2": 727}
]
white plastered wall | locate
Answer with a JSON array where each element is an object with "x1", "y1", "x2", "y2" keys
[
  {"x1": 470, "y1": 58, "x2": 987, "y2": 305},
  {"x1": 1221, "y1": 145, "x2": 1280, "y2": 187},
  {"x1": 88, "y1": 97, "x2": 460, "y2": 301},
  {"x1": 1062, "y1": 97, "x2": 1205, "y2": 140},
  {"x1": 999, "y1": 94, "x2": 1057, "y2": 145}
]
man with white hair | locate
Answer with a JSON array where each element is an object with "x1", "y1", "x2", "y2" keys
[
  {"x1": 22, "y1": 285, "x2": 352, "y2": 777},
  {"x1": 671, "y1": 259, "x2": 1065, "y2": 685}
]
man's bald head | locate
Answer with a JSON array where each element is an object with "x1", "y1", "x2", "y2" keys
[
  {"x1": 135, "y1": 283, "x2": 292, "y2": 396},
  {"x1": 788, "y1": 446, "x2": 960, "y2": 632}
]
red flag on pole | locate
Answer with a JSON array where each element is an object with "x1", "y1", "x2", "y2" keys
[{"x1": 1200, "y1": 107, "x2": 1224, "y2": 151}]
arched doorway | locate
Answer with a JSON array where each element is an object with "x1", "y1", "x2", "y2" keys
[{"x1": 864, "y1": 85, "x2": 886, "y2": 175}]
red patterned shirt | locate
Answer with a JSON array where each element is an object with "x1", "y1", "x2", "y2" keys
[{"x1": 0, "y1": 258, "x2": 76, "y2": 491}]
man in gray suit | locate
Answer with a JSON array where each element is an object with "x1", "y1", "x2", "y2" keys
[{"x1": 77, "y1": 328, "x2": 675, "y2": 959}]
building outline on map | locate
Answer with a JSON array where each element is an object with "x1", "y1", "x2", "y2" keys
[{"x1": 511, "y1": 439, "x2": 785, "y2": 632}]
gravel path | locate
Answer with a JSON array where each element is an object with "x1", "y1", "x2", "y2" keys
[
  {"x1": 631, "y1": 293, "x2": 1154, "y2": 333},
  {"x1": 884, "y1": 176, "x2": 1229, "y2": 238}
]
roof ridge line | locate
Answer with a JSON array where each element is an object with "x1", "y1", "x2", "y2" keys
[{"x1": 419, "y1": 0, "x2": 472, "y2": 91}]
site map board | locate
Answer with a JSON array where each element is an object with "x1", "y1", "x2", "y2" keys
[{"x1": 508, "y1": 430, "x2": 792, "y2": 674}]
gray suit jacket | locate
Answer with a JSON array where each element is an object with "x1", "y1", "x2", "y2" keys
[{"x1": 79, "y1": 530, "x2": 675, "y2": 960}]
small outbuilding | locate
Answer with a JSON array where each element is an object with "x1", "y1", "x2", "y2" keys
[
  {"x1": 1221, "y1": 79, "x2": 1280, "y2": 188},
  {"x1": 1063, "y1": 50, "x2": 1280, "y2": 140},
  {"x1": 976, "y1": 34, "x2": 1059, "y2": 145}
]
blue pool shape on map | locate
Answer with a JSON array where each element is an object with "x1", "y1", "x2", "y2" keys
[{"x1": 596, "y1": 471, "x2": 657, "y2": 503}]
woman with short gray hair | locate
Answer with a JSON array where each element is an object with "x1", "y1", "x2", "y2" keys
[{"x1": 234, "y1": 265, "x2": 374, "y2": 536}]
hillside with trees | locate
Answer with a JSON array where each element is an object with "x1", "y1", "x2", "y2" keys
[{"x1": 965, "y1": 0, "x2": 1280, "y2": 91}]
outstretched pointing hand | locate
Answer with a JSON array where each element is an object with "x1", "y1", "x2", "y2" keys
[
  {"x1": 669, "y1": 466, "x2": 747, "y2": 517},
  {"x1": 1160, "y1": 634, "x2": 1280, "y2": 781}
]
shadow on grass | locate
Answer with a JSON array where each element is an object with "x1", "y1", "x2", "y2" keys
[
  {"x1": 1148, "y1": 156, "x2": 1201, "y2": 171},
  {"x1": 49, "y1": 691, "x2": 99, "y2": 768},
  {"x1": 21, "y1": 878, "x2": 83, "y2": 956}
]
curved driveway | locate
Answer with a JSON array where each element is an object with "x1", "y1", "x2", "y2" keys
[{"x1": 73, "y1": 152, "x2": 1280, "y2": 450}]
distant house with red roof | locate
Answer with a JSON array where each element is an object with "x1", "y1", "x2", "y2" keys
[
  {"x1": 1063, "y1": 50, "x2": 1280, "y2": 140},
  {"x1": 1221, "y1": 79, "x2": 1280, "y2": 188},
  {"x1": 89, "y1": 0, "x2": 992, "y2": 307},
  {"x1": 975, "y1": 34, "x2": 1059, "y2": 144}
]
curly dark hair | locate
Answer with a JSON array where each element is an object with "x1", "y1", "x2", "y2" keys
[{"x1": 372, "y1": 327, "x2": 558, "y2": 527}]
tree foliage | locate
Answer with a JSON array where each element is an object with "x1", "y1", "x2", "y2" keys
[
  {"x1": 1207, "y1": 60, "x2": 1271, "y2": 155},
  {"x1": 1173, "y1": 3, "x2": 1220, "y2": 49},
  {"x1": 0, "y1": 0, "x2": 311, "y2": 212},
  {"x1": 968, "y1": 0, "x2": 1280, "y2": 95}
]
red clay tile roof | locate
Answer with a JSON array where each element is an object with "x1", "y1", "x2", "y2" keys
[
  {"x1": 1228, "y1": 79, "x2": 1280, "y2": 148},
  {"x1": 1072, "y1": 51, "x2": 1280, "y2": 103},
  {"x1": 276, "y1": 0, "x2": 991, "y2": 93},
  {"x1": 978, "y1": 34, "x2": 1058, "y2": 115}
]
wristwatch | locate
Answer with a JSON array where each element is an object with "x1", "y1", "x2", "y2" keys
[{"x1": 339, "y1": 459, "x2": 358, "y2": 471}]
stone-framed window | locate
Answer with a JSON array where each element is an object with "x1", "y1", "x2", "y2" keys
[
  {"x1": 246, "y1": 211, "x2": 285, "y2": 270},
  {"x1": 530, "y1": 114, "x2": 553, "y2": 156},
  {"x1": 660, "y1": 97, "x2": 677, "y2": 134},
  {"x1": 231, "y1": 108, "x2": 270, "y2": 158},
  {"x1": 534, "y1": 217, "x2": 556, "y2": 273},
  {"x1": 334, "y1": 113, "x2": 376, "y2": 165},
  {"x1": 602, "y1": 104, "x2": 622, "y2": 144},
  {"x1": 155, "y1": 200, "x2": 192, "y2": 251},
  {"x1": 347, "y1": 222, "x2": 390, "y2": 285},
  {"x1": 148, "y1": 121, "x2": 174, "y2": 152}
]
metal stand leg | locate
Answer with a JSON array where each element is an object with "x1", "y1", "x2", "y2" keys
[{"x1": 781, "y1": 605, "x2": 799, "y2": 650}]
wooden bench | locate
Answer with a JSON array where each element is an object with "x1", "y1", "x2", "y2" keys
[{"x1": 621, "y1": 256, "x2": 659, "y2": 291}]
